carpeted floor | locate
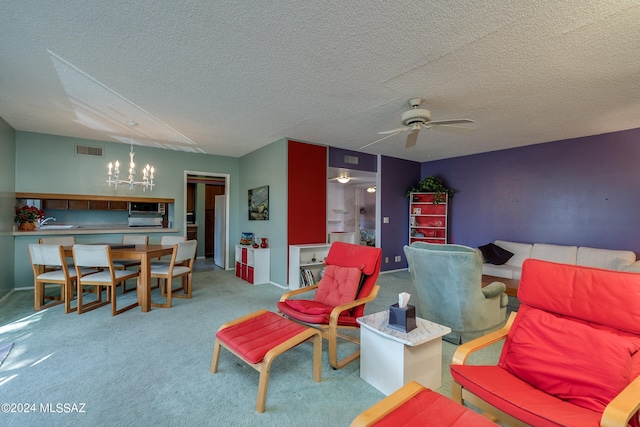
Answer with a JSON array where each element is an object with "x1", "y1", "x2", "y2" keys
[
  {"x1": 0, "y1": 269, "x2": 505, "y2": 426},
  {"x1": 0, "y1": 342, "x2": 13, "y2": 366}
]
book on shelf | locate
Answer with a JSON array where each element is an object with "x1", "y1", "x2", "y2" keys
[{"x1": 300, "y1": 268, "x2": 315, "y2": 287}]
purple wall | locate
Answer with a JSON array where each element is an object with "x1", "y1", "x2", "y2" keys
[
  {"x1": 422, "y1": 128, "x2": 640, "y2": 254},
  {"x1": 381, "y1": 156, "x2": 421, "y2": 270},
  {"x1": 328, "y1": 147, "x2": 377, "y2": 172}
]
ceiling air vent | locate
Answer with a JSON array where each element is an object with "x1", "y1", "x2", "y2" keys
[
  {"x1": 76, "y1": 145, "x2": 103, "y2": 157},
  {"x1": 344, "y1": 155, "x2": 359, "y2": 165}
]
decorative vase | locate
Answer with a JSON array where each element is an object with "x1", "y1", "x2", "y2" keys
[
  {"x1": 260, "y1": 238, "x2": 268, "y2": 248},
  {"x1": 19, "y1": 222, "x2": 36, "y2": 231}
]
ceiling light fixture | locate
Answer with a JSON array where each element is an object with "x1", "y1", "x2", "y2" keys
[
  {"x1": 107, "y1": 121, "x2": 155, "y2": 191},
  {"x1": 367, "y1": 186, "x2": 376, "y2": 193},
  {"x1": 337, "y1": 175, "x2": 350, "y2": 184}
]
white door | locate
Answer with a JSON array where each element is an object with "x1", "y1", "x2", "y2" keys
[{"x1": 214, "y1": 195, "x2": 226, "y2": 268}]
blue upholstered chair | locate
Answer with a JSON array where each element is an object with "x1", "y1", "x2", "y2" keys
[{"x1": 403, "y1": 242, "x2": 508, "y2": 344}]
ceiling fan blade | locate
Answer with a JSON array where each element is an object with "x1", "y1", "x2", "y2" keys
[
  {"x1": 405, "y1": 129, "x2": 419, "y2": 148},
  {"x1": 431, "y1": 124, "x2": 474, "y2": 135},
  {"x1": 428, "y1": 119, "x2": 474, "y2": 126},
  {"x1": 378, "y1": 126, "x2": 409, "y2": 135},
  {"x1": 360, "y1": 131, "x2": 403, "y2": 149}
]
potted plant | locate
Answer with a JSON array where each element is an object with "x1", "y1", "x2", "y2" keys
[
  {"x1": 15, "y1": 205, "x2": 45, "y2": 231},
  {"x1": 406, "y1": 176, "x2": 455, "y2": 204}
]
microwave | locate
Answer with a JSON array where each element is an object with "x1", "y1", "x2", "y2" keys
[{"x1": 130, "y1": 202, "x2": 165, "y2": 214}]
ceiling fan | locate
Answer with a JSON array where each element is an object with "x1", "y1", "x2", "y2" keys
[{"x1": 361, "y1": 98, "x2": 474, "y2": 149}]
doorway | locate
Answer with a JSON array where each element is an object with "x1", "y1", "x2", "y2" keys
[
  {"x1": 327, "y1": 167, "x2": 377, "y2": 246},
  {"x1": 185, "y1": 172, "x2": 229, "y2": 269}
]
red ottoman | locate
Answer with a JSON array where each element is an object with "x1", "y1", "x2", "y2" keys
[
  {"x1": 351, "y1": 381, "x2": 496, "y2": 427},
  {"x1": 210, "y1": 309, "x2": 322, "y2": 412}
]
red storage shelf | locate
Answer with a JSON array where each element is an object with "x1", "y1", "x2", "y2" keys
[{"x1": 409, "y1": 192, "x2": 448, "y2": 245}]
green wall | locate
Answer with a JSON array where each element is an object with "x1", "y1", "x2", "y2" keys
[
  {"x1": 13, "y1": 131, "x2": 243, "y2": 288},
  {"x1": 238, "y1": 138, "x2": 288, "y2": 286},
  {"x1": 0, "y1": 118, "x2": 16, "y2": 298}
]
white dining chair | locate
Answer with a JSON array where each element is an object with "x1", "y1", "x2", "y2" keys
[
  {"x1": 28, "y1": 243, "x2": 96, "y2": 313},
  {"x1": 39, "y1": 236, "x2": 76, "y2": 271},
  {"x1": 160, "y1": 235, "x2": 187, "y2": 245},
  {"x1": 151, "y1": 240, "x2": 197, "y2": 308},
  {"x1": 114, "y1": 235, "x2": 148, "y2": 292},
  {"x1": 151, "y1": 235, "x2": 187, "y2": 265},
  {"x1": 39, "y1": 236, "x2": 76, "y2": 245},
  {"x1": 73, "y1": 244, "x2": 140, "y2": 316}
]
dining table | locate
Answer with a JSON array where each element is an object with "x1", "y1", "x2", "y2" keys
[{"x1": 65, "y1": 243, "x2": 175, "y2": 312}]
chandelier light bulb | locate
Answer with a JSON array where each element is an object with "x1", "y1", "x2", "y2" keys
[{"x1": 106, "y1": 121, "x2": 155, "y2": 191}]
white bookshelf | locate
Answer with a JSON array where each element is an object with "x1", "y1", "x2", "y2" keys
[{"x1": 288, "y1": 243, "x2": 331, "y2": 289}]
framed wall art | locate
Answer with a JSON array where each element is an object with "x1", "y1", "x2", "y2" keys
[{"x1": 248, "y1": 185, "x2": 269, "y2": 220}]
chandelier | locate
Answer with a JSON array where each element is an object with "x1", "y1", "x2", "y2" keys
[{"x1": 107, "y1": 122, "x2": 155, "y2": 191}]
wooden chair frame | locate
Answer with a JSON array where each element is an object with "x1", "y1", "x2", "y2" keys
[
  {"x1": 350, "y1": 381, "x2": 426, "y2": 427},
  {"x1": 73, "y1": 245, "x2": 139, "y2": 316},
  {"x1": 150, "y1": 240, "x2": 196, "y2": 308},
  {"x1": 279, "y1": 284, "x2": 380, "y2": 370},
  {"x1": 451, "y1": 312, "x2": 640, "y2": 427},
  {"x1": 115, "y1": 235, "x2": 148, "y2": 293},
  {"x1": 29, "y1": 244, "x2": 75, "y2": 313},
  {"x1": 210, "y1": 310, "x2": 322, "y2": 413},
  {"x1": 38, "y1": 236, "x2": 76, "y2": 274}
]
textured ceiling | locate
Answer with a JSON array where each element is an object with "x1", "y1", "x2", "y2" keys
[{"x1": 1, "y1": 1, "x2": 639, "y2": 162}]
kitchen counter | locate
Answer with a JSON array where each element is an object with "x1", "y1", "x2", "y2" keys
[
  {"x1": 13, "y1": 226, "x2": 179, "y2": 236},
  {"x1": 13, "y1": 225, "x2": 182, "y2": 287}
]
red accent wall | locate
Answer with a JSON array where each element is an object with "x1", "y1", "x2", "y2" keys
[{"x1": 288, "y1": 140, "x2": 327, "y2": 245}]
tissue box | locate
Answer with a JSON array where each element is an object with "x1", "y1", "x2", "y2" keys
[{"x1": 388, "y1": 303, "x2": 417, "y2": 332}]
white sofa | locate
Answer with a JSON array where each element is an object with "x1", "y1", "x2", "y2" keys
[{"x1": 481, "y1": 240, "x2": 640, "y2": 279}]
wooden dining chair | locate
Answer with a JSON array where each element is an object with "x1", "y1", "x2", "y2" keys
[
  {"x1": 28, "y1": 243, "x2": 96, "y2": 313},
  {"x1": 39, "y1": 236, "x2": 76, "y2": 245},
  {"x1": 150, "y1": 240, "x2": 197, "y2": 308},
  {"x1": 38, "y1": 236, "x2": 76, "y2": 272},
  {"x1": 150, "y1": 235, "x2": 188, "y2": 288},
  {"x1": 72, "y1": 244, "x2": 140, "y2": 316},
  {"x1": 152, "y1": 235, "x2": 187, "y2": 266},
  {"x1": 114, "y1": 234, "x2": 148, "y2": 292}
]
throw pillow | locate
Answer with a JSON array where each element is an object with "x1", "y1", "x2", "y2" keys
[
  {"x1": 284, "y1": 299, "x2": 332, "y2": 315},
  {"x1": 313, "y1": 264, "x2": 362, "y2": 308},
  {"x1": 500, "y1": 307, "x2": 638, "y2": 412},
  {"x1": 478, "y1": 243, "x2": 514, "y2": 265}
]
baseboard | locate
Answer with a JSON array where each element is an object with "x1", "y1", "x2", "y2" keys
[
  {"x1": 380, "y1": 267, "x2": 409, "y2": 274},
  {"x1": 0, "y1": 289, "x2": 16, "y2": 304}
]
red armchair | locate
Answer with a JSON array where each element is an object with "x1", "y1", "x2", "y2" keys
[
  {"x1": 451, "y1": 259, "x2": 640, "y2": 427},
  {"x1": 278, "y1": 241, "x2": 382, "y2": 369}
]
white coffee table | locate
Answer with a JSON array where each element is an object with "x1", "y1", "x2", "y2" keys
[{"x1": 357, "y1": 311, "x2": 451, "y2": 395}]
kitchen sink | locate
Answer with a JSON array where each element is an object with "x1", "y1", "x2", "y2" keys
[{"x1": 38, "y1": 225, "x2": 78, "y2": 229}]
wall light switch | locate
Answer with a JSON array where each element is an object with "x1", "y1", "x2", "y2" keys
[
  {"x1": 383, "y1": 217, "x2": 389, "y2": 223},
  {"x1": 395, "y1": 255, "x2": 401, "y2": 262},
  {"x1": 385, "y1": 257, "x2": 389, "y2": 263}
]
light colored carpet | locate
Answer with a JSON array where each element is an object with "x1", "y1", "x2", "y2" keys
[
  {"x1": 0, "y1": 269, "x2": 505, "y2": 426},
  {"x1": 0, "y1": 342, "x2": 13, "y2": 366}
]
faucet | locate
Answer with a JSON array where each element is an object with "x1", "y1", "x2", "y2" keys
[{"x1": 39, "y1": 217, "x2": 56, "y2": 227}]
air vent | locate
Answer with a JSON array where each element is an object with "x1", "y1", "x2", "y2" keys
[
  {"x1": 76, "y1": 145, "x2": 103, "y2": 157},
  {"x1": 344, "y1": 155, "x2": 359, "y2": 165}
]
